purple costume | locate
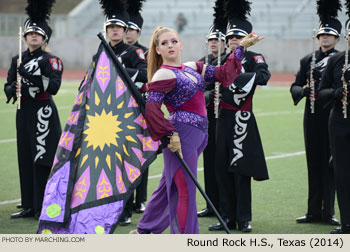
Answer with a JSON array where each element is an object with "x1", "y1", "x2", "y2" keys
[{"x1": 137, "y1": 48, "x2": 243, "y2": 234}]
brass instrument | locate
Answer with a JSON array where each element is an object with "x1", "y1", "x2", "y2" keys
[
  {"x1": 309, "y1": 29, "x2": 316, "y2": 114},
  {"x1": 16, "y1": 26, "x2": 22, "y2": 110},
  {"x1": 214, "y1": 31, "x2": 222, "y2": 119}
]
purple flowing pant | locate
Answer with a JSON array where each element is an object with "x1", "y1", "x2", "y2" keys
[{"x1": 137, "y1": 123, "x2": 208, "y2": 234}]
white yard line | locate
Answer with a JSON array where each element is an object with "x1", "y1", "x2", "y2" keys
[
  {"x1": 0, "y1": 199, "x2": 20, "y2": 205},
  {"x1": 255, "y1": 110, "x2": 303, "y2": 117},
  {"x1": 149, "y1": 151, "x2": 305, "y2": 178},
  {"x1": 0, "y1": 151, "x2": 306, "y2": 205},
  {"x1": 0, "y1": 138, "x2": 16, "y2": 144},
  {"x1": 265, "y1": 151, "x2": 305, "y2": 160}
]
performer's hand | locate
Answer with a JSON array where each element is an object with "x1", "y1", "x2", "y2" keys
[
  {"x1": 10, "y1": 81, "x2": 17, "y2": 96},
  {"x1": 17, "y1": 64, "x2": 43, "y2": 87},
  {"x1": 301, "y1": 87, "x2": 311, "y2": 97},
  {"x1": 239, "y1": 32, "x2": 264, "y2": 49},
  {"x1": 213, "y1": 91, "x2": 221, "y2": 105},
  {"x1": 213, "y1": 83, "x2": 222, "y2": 102},
  {"x1": 17, "y1": 63, "x2": 30, "y2": 79},
  {"x1": 208, "y1": 90, "x2": 215, "y2": 103},
  {"x1": 344, "y1": 69, "x2": 350, "y2": 83},
  {"x1": 168, "y1": 132, "x2": 182, "y2": 158},
  {"x1": 16, "y1": 81, "x2": 21, "y2": 95},
  {"x1": 334, "y1": 87, "x2": 345, "y2": 99},
  {"x1": 4, "y1": 81, "x2": 17, "y2": 104},
  {"x1": 312, "y1": 69, "x2": 322, "y2": 82}
]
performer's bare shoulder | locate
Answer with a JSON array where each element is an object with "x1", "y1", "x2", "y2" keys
[
  {"x1": 152, "y1": 68, "x2": 176, "y2": 82},
  {"x1": 184, "y1": 61, "x2": 197, "y2": 70}
]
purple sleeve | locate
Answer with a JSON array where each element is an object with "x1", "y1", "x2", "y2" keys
[
  {"x1": 195, "y1": 61, "x2": 216, "y2": 83},
  {"x1": 214, "y1": 47, "x2": 243, "y2": 87},
  {"x1": 233, "y1": 45, "x2": 244, "y2": 61},
  {"x1": 145, "y1": 78, "x2": 177, "y2": 141},
  {"x1": 145, "y1": 99, "x2": 176, "y2": 141},
  {"x1": 197, "y1": 45, "x2": 244, "y2": 86}
]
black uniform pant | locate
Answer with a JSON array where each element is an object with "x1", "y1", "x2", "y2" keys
[
  {"x1": 303, "y1": 104, "x2": 335, "y2": 218},
  {"x1": 16, "y1": 99, "x2": 61, "y2": 212},
  {"x1": 329, "y1": 110, "x2": 350, "y2": 225},
  {"x1": 203, "y1": 107, "x2": 219, "y2": 210},
  {"x1": 122, "y1": 166, "x2": 149, "y2": 218},
  {"x1": 135, "y1": 166, "x2": 148, "y2": 207},
  {"x1": 16, "y1": 130, "x2": 50, "y2": 211},
  {"x1": 215, "y1": 109, "x2": 252, "y2": 223}
]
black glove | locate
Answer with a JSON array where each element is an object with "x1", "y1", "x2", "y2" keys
[
  {"x1": 4, "y1": 81, "x2": 17, "y2": 104},
  {"x1": 301, "y1": 87, "x2": 311, "y2": 97},
  {"x1": 312, "y1": 69, "x2": 322, "y2": 82},
  {"x1": 208, "y1": 90, "x2": 215, "y2": 103},
  {"x1": 334, "y1": 87, "x2": 345, "y2": 99},
  {"x1": 17, "y1": 63, "x2": 30, "y2": 79},
  {"x1": 344, "y1": 70, "x2": 350, "y2": 83},
  {"x1": 18, "y1": 63, "x2": 43, "y2": 88},
  {"x1": 204, "y1": 89, "x2": 215, "y2": 105}
]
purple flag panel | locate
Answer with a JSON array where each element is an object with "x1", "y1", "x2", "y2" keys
[
  {"x1": 97, "y1": 169, "x2": 113, "y2": 199},
  {"x1": 38, "y1": 201, "x2": 124, "y2": 234},
  {"x1": 58, "y1": 131, "x2": 75, "y2": 152},
  {"x1": 66, "y1": 111, "x2": 80, "y2": 126},
  {"x1": 39, "y1": 161, "x2": 70, "y2": 223},
  {"x1": 116, "y1": 164, "x2": 127, "y2": 194},
  {"x1": 96, "y1": 51, "x2": 111, "y2": 93},
  {"x1": 70, "y1": 167, "x2": 91, "y2": 209},
  {"x1": 116, "y1": 76, "x2": 127, "y2": 99},
  {"x1": 38, "y1": 43, "x2": 159, "y2": 234}
]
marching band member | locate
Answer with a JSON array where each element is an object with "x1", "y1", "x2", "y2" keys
[
  {"x1": 291, "y1": 0, "x2": 341, "y2": 226},
  {"x1": 209, "y1": 0, "x2": 270, "y2": 233},
  {"x1": 4, "y1": 0, "x2": 63, "y2": 219},
  {"x1": 318, "y1": 0, "x2": 350, "y2": 234},
  {"x1": 197, "y1": 0, "x2": 227, "y2": 219}
]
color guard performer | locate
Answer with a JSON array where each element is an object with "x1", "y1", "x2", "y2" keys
[{"x1": 129, "y1": 25, "x2": 262, "y2": 234}]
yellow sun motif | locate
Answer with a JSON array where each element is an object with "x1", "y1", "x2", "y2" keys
[{"x1": 84, "y1": 110, "x2": 122, "y2": 151}]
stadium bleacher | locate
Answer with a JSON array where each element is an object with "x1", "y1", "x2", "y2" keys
[{"x1": 1, "y1": 0, "x2": 348, "y2": 39}]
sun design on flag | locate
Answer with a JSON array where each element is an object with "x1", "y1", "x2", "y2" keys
[{"x1": 84, "y1": 109, "x2": 122, "y2": 151}]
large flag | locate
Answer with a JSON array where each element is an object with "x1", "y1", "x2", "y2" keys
[{"x1": 37, "y1": 39, "x2": 159, "y2": 234}]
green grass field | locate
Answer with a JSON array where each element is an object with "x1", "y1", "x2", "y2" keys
[{"x1": 0, "y1": 79, "x2": 339, "y2": 234}]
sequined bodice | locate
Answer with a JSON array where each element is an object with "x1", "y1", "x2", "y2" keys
[{"x1": 164, "y1": 66, "x2": 205, "y2": 108}]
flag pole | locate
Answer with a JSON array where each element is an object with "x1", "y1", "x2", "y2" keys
[{"x1": 97, "y1": 32, "x2": 230, "y2": 234}]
